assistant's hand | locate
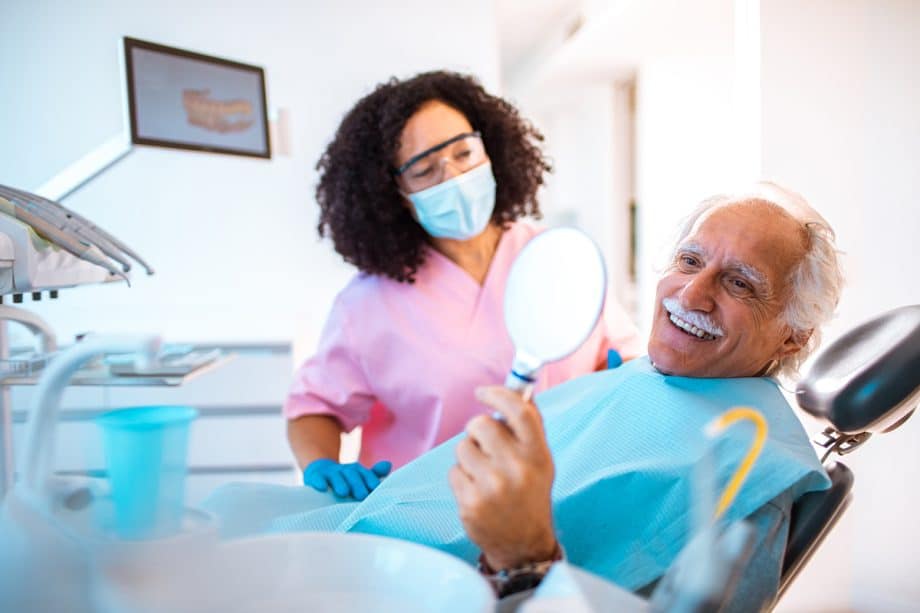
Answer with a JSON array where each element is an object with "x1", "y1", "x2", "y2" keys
[
  {"x1": 449, "y1": 386, "x2": 558, "y2": 571},
  {"x1": 303, "y1": 458, "x2": 392, "y2": 501}
]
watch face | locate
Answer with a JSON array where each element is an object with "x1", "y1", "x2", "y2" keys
[{"x1": 498, "y1": 571, "x2": 546, "y2": 598}]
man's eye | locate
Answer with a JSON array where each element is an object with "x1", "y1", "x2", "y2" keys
[
  {"x1": 679, "y1": 255, "x2": 699, "y2": 269},
  {"x1": 729, "y1": 278, "x2": 751, "y2": 292}
]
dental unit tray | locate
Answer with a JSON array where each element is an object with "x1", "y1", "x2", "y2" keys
[
  {"x1": 0, "y1": 184, "x2": 155, "y2": 295},
  {"x1": 105, "y1": 347, "x2": 223, "y2": 377},
  {"x1": 0, "y1": 213, "x2": 118, "y2": 295},
  {"x1": 0, "y1": 348, "x2": 57, "y2": 379},
  {"x1": 0, "y1": 346, "x2": 232, "y2": 387}
]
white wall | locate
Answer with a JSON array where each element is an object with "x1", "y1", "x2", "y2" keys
[
  {"x1": 0, "y1": 0, "x2": 500, "y2": 364},
  {"x1": 633, "y1": 54, "x2": 739, "y2": 334},
  {"x1": 521, "y1": 83, "x2": 634, "y2": 306},
  {"x1": 760, "y1": 1, "x2": 920, "y2": 610}
]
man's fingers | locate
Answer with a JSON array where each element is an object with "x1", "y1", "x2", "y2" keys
[
  {"x1": 475, "y1": 385, "x2": 544, "y2": 445},
  {"x1": 448, "y1": 464, "x2": 471, "y2": 490},
  {"x1": 448, "y1": 464, "x2": 475, "y2": 504},
  {"x1": 465, "y1": 414, "x2": 515, "y2": 458},
  {"x1": 455, "y1": 435, "x2": 492, "y2": 479}
]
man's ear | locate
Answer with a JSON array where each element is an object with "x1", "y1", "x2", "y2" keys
[{"x1": 776, "y1": 327, "x2": 813, "y2": 359}]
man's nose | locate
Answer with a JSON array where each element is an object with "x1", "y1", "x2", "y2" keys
[{"x1": 678, "y1": 273, "x2": 716, "y2": 312}]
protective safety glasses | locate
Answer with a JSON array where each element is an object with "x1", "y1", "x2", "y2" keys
[{"x1": 393, "y1": 131, "x2": 487, "y2": 193}]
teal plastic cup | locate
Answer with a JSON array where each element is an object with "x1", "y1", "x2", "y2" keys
[{"x1": 96, "y1": 406, "x2": 198, "y2": 539}]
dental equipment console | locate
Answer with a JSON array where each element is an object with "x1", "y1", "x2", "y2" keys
[
  {"x1": 0, "y1": 185, "x2": 227, "y2": 497},
  {"x1": 0, "y1": 186, "x2": 238, "y2": 611},
  {"x1": 779, "y1": 304, "x2": 920, "y2": 596},
  {"x1": 0, "y1": 183, "x2": 155, "y2": 294}
]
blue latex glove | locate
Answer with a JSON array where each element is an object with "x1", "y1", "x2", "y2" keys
[{"x1": 303, "y1": 458, "x2": 392, "y2": 501}]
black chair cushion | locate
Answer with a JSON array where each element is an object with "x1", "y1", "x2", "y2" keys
[
  {"x1": 796, "y1": 305, "x2": 920, "y2": 434},
  {"x1": 780, "y1": 462, "x2": 854, "y2": 591}
]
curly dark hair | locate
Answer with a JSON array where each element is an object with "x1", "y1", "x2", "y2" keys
[{"x1": 315, "y1": 71, "x2": 551, "y2": 282}]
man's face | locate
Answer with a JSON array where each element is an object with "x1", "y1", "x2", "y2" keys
[{"x1": 647, "y1": 201, "x2": 808, "y2": 378}]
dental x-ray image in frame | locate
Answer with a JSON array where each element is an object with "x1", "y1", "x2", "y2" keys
[{"x1": 124, "y1": 37, "x2": 271, "y2": 159}]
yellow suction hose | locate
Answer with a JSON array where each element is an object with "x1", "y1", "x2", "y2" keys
[{"x1": 705, "y1": 407, "x2": 768, "y2": 521}]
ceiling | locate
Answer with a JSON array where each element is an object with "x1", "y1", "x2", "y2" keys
[
  {"x1": 494, "y1": 0, "x2": 579, "y2": 75},
  {"x1": 495, "y1": 0, "x2": 735, "y2": 91}
]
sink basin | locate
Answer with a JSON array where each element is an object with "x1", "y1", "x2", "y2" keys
[{"x1": 95, "y1": 531, "x2": 496, "y2": 613}]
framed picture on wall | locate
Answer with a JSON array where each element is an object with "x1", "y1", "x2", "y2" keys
[{"x1": 123, "y1": 37, "x2": 271, "y2": 159}]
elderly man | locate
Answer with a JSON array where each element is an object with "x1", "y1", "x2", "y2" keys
[
  {"x1": 208, "y1": 182, "x2": 842, "y2": 611},
  {"x1": 444, "y1": 182, "x2": 841, "y2": 607}
]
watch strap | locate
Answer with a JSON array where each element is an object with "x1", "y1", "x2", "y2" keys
[{"x1": 477, "y1": 543, "x2": 564, "y2": 598}]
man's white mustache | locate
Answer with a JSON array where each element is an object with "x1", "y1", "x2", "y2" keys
[{"x1": 662, "y1": 297, "x2": 725, "y2": 337}]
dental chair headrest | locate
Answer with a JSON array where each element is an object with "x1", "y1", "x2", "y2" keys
[{"x1": 796, "y1": 305, "x2": 920, "y2": 435}]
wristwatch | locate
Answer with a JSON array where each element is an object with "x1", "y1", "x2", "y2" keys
[{"x1": 477, "y1": 543, "x2": 565, "y2": 598}]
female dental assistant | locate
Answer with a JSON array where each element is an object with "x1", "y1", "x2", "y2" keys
[{"x1": 286, "y1": 71, "x2": 642, "y2": 500}]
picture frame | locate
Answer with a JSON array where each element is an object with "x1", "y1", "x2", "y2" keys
[{"x1": 123, "y1": 37, "x2": 271, "y2": 159}]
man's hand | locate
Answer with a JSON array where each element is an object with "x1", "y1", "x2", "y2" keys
[{"x1": 448, "y1": 386, "x2": 558, "y2": 570}]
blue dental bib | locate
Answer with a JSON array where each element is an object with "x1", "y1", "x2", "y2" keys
[{"x1": 271, "y1": 358, "x2": 829, "y2": 591}]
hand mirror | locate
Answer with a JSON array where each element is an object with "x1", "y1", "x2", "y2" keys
[{"x1": 503, "y1": 227, "x2": 607, "y2": 398}]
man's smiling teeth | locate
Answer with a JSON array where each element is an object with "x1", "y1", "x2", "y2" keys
[{"x1": 669, "y1": 313, "x2": 717, "y2": 340}]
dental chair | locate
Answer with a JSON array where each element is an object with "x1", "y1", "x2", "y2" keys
[
  {"x1": 778, "y1": 304, "x2": 920, "y2": 597},
  {"x1": 646, "y1": 305, "x2": 920, "y2": 613},
  {"x1": 503, "y1": 305, "x2": 920, "y2": 613}
]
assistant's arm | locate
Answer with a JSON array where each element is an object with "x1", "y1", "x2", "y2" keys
[
  {"x1": 287, "y1": 414, "x2": 343, "y2": 471},
  {"x1": 284, "y1": 293, "x2": 374, "y2": 467},
  {"x1": 284, "y1": 295, "x2": 385, "y2": 499}
]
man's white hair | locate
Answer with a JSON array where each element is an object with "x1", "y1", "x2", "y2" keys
[{"x1": 671, "y1": 181, "x2": 844, "y2": 380}]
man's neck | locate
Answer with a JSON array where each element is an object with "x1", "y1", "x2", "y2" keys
[{"x1": 648, "y1": 358, "x2": 777, "y2": 379}]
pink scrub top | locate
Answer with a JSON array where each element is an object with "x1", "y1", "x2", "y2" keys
[{"x1": 284, "y1": 222, "x2": 643, "y2": 469}]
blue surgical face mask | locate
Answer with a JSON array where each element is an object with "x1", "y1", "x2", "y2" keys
[{"x1": 407, "y1": 163, "x2": 496, "y2": 240}]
